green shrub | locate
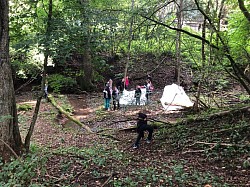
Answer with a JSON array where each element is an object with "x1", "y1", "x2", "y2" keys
[
  {"x1": 0, "y1": 154, "x2": 47, "y2": 186},
  {"x1": 48, "y1": 74, "x2": 77, "y2": 93},
  {"x1": 17, "y1": 104, "x2": 33, "y2": 111}
]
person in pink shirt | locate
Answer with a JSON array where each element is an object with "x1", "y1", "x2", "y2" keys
[{"x1": 125, "y1": 76, "x2": 129, "y2": 89}]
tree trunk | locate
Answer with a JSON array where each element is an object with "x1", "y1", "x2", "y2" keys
[
  {"x1": 79, "y1": 48, "x2": 94, "y2": 91},
  {"x1": 24, "y1": 0, "x2": 52, "y2": 152},
  {"x1": 76, "y1": 0, "x2": 94, "y2": 91},
  {"x1": 124, "y1": 0, "x2": 134, "y2": 88},
  {"x1": 194, "y1": 11, "x2": 207, "y2": 111},
  {"x1": 174, "y1": 0, "x2": 183, "y2": 85},
  {"x1": 0, "y1": 0, "x2": 23, "y2": 161},
  {"x1": 238, "y1": 0, "x2": 250, "y2": 23}
]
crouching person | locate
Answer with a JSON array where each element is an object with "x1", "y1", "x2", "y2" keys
[{"x1": 133, "y1": 113, "x2": 154, "y2": 149}]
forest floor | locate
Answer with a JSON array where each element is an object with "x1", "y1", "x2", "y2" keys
[
  {"x1": 14, "y1": 53, "x2": 250, "y2": 186},
  {"x1": 16, "y1": 87, "x2": 250, "y2": 187}
]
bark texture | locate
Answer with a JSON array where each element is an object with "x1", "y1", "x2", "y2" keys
[{"x1": 0, "y1": 0, "x2": 22, "y2": 161}]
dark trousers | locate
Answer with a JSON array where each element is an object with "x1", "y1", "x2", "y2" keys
[
  {"x1": 113, "y1": 99, "x2": 120, "y2": 110},
  {"x1": 146, "y1": 92, "x2": 151, "y2": 104},
  {"x1": 135, "y1": 97, "x2": 140, "y2": 105},
  {"x1": 134, "y1": 125, "x2": 153, "y2": 146}
]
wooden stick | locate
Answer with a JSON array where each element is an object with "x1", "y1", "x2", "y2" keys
[{"x1": 0, "y1": 138, "x2": 20, "y2": 160}]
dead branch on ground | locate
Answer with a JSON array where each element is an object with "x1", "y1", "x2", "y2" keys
[
  {"x1": 99, "y1": 172, "x2": 119, "y2": 187},
  {"x1": 0, "y1": 138, "x2": 20, "y2": 160},
  {"x1": 97, "y1": 133, "x2": 121, "y2": 141},
  {"x1": 182, "y1": 141, "x2": 250, "y2": 154}
]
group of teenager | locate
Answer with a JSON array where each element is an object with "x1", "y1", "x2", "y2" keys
[
  {"x1": 103, "y1": 75, "x2": 154, "y2": 111},
  {"x1": 103, "y1": 78, "x2": 121, "y2": 111},
  {"x1": 103, "y1": 75, "x2": 154, "y2": 149}
]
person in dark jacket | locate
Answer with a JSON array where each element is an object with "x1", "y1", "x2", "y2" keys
[
  {"x1": 134, "y1": 85, "x2": 142, "y2": 105},
  {"x1": 133, "y1": 113, "x2": 154, "y2": 149},
  {"x1": 103, "y1": 84, "x2": 111, "y2": 110},
  {"x1": 112, "y1": 85, "x2": 120, "y2": 110}
]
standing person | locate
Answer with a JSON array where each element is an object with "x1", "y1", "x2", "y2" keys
[
  {"x1": 145, "y1": 79, "x2": 154, "y2": 104},
  {"x1": 116, "y1": 78, "x2": 124, "y2": 92},
  {"x1": 125, "y1": 76, "x2": 129, "y2": 89},
  {"x1": 108, "y1": 78, "x2": 113, "y2": 89},
  {"x1": 112, "y1": 85, "x2": 120, "y2": 110},
  {"x1": 147, "y1": 74, "x2": 152, "y2": 83},
  {"x1": 134, "y1": 85, "x2": 142, "y2": 105},
  {"x1": 103, "y1": 83, "x2": 111, "y2": 111},
  {"x1": 118, "y1": 78, "x2": 125, "y2": 92},
  {"x1": 44, "y1": 74, "x2": 48, "y2": 99},
  {"x1": 133, "y1": 113, "x2": 154, "y2": 149}
]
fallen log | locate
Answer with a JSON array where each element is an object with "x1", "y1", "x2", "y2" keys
[
  {"x1": 178, "y1": 105, "x2": 250, "y2": 125},
  {"x1": 47, "y1": 94, "x2": 93, "y2": 133},
  {"x1": 118, "y1": 105, "x2": 250, "y2": 131}
]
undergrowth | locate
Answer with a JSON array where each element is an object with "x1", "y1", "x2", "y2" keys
[
  {"x1": 1, "y1": 110, "x2": 249, "y2": 186},
  {"x1": 0, "y1": 143, "x2": 234, "y2": 187}
]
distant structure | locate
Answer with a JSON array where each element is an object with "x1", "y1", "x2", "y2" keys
[{"x1": 155, "y1": 1, "x2": 228, "y2": 32}]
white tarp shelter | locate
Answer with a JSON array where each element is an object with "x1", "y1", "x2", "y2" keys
[
  {"x1": 119, "y1": 88, "x2": 147, "y2": 106},
  {"x1": 160, "y1": 83, "x2": 193, "y2": 111}
]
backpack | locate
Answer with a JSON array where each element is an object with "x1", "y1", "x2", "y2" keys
[{"x1": 103, "y1": 90, "x2": 108, "y2": 98}]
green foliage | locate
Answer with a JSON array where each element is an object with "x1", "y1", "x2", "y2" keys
[
  {"x1": 112, "y1": 161, "x2": 226, "y2": 186},
  {"x1": 17, "y1": 104, "x2": 33, "y2": 111},
  {"x1": 243, "y1": 159, "x2": 250, "y2": 169},
  {"x1": 238, "y1": 94, "x2": 250, "y2": 102},
  {"x1": 10, "y1": 48, "x2": 43, "y2": 79},
  {"x1": 0, "y1": 115, "x2": 13, "y2": 123},
  {"x1": 0, "y1": 154, "x2": 47, "y2": 186},
  {"x1": 227, "y1": 5, "x2": 250, "y2": 74},
  {"x1": 48, "y1": 74, "x2": 77, "y2": 93}
]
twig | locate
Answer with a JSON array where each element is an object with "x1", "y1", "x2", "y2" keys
[
  {"x1": 212, "y1": 124, "x2": 250, "y2": 133},
  {"x1": 182, "y1": 144, "x2": 216, "y2": 154},
  {"x1": 108, "y1": 119, "x2": 135, "y2": 126},
  {"x1": 97, "y1": 133, "x2": 121, "y2": 141},
  {"x1": 0, "y1": 138, "x2": 20, "y2": 160},
  {"x1": 164, "y1": 93, "x2": 177, "y2": 111},
  {"x1": 182, "y1": 141, "x2": 250, "y2": 154},
  {"x1": 195, "y1": 141, "x2": 249, "y2": 147},
  {"x1": 15, "y1": 73, "x2": 39, "y2": 93},
  {"x1": 100, "y1": 172, "x2": 119, "y2": 187}
]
